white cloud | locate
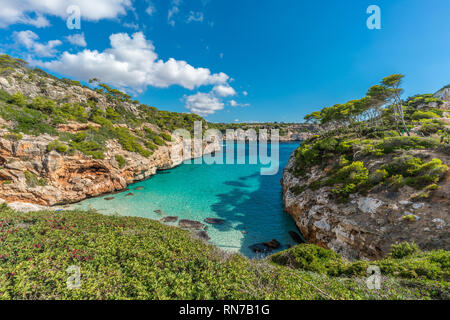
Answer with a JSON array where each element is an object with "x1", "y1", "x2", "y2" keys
[
  {"x1": 187, "y1": 11, "x2": 204, "y2": 23},
  {"x1": 213, "y1": 84, "x2": 236, "y2": 97},
  {"x1": 38, "y1": 32, "x2": 230, "y2": 92},
  {"x1": 14, "y1": 30, "x2": 62, "y2": 57},
  {"x1": 66, "y1": 33, "x2": 86, "y2": 47},
  {"x1": 168, "y1": 0, "x2": 181, "y2": 26},
  {"x1": 0, "y1": 0, "x2": 133, "y2": 28},
  {"x1": 184, "y1": 92, "x2": 224, "y2": 116},
  {"x1": 185, "y1": 84, "x2": 239, "y2": 116},
  {"x1": 145, "y1": 1, "x2": 156, "y2": 16},
  {"x1": 230, "y1": 100, "x2": 250, "y2": 107},
  {"x1": 243, "y1": 91, "x2": 248, "y2": 96}
]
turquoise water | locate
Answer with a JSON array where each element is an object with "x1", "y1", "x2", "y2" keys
[{"x1": 71, "y1": 142, "x2": 301, "y2": 258}]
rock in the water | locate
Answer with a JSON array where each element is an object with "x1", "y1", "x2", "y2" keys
[
  {"x1": 179, "y1": 219, "x2": 204, "y2": 230},
  {"x1": 161, "y1": 216, "x2": 178, "y2": 223},
  {"x1": 288, "y1": 231, "x2": 305, "y2": 244},
  {"x1": 197, "y1": 231, "x2": 210, "y2": 241},
  {"x1": 264, "y1": 239, "x2": 281, "y2": 249},
  {"x1": 241, "y1": 230, "x2": 248, "y2": 234},
  {"x1": 249, "y1": 243, "x2": 272, "y2": 253},
  {"x1": 104, "y1": 197, "x2": 114, "y2": 201},
  {"x1": 204, "y1": 218, "x2": 226, "y2": 225},
  {"x1": 125, "y1": 193, "x2": 134, "y2": 197},
  {"x1": 134, "y1": 186, "x2": 145, "y2": 190},
  {"x1": 154, "y1": 209, "x2": 163, "y2": 214}
]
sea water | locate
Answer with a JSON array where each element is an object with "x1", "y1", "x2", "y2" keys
[{"x1": 71, "y1": 142, "x2": 302, "y2": 258}]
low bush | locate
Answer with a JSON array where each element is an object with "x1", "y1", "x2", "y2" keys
[
  {"x1": 24, "y1": 171, "x2": 47, "y2": 188},
  {"x1": 47, "y1": 140, "x2": 68, "y2": 153},
  {"x1": 115, "y1": 154, "x2": 126, "y2": 168},
  {"x1": 377, "y1": 136, "x2": 439, "y2": 153},
  {"x1": 382, "y1": 156, "x2": 447, "y2": 189},
  {"x1": 411, "y1": 111, "x2": 440, "y2": 120}
]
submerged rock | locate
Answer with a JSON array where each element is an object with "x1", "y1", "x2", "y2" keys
[
  {"x1": 197, "y1": 231, "x2": 210, "y2": 241},
  {"x1": 161, "y1": 216, "x2": 178, "y2": 223},
  {"x1": 134, "y1": 186, "x2": 145, "y2": 190},
  {"x1": 249, "y1": 243, "x2": 272, "y2": 253},
  {"x1": 154, "y1": 209, "x2": 163, "y2": 215},
  {"x1": 179, "y1": 219, "x2": 204, "y2": 230},
  {"x1": 125, "y1": 193, "x2": 134, "y2": 197},
  {"x1": 104, "y1": 197, "x2": 115, "y2": 201},
  {"x1": 264, "y1": 239, "x2": 281, "y2": 249},
  {"x1": 288, "y1": 231, "x2": 305, "y2": 244},
  {"x1": 204, "y1": 218, "x2": 226, "y2": 225}
]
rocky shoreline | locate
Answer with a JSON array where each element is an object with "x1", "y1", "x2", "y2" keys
[{"x1": 0, "y1": 132, "x2": 220, "y2": 208}]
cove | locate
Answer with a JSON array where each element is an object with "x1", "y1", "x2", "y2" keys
[{"x1": 71, "y1": 142, "x2": 302, "y2": 258}]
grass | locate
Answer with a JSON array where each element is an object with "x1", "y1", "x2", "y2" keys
[{"x1": 0, "y1": 205, "x2": 448, "y2": 300}]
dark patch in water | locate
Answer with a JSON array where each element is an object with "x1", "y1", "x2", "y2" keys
[{"x1": 161, "y1": 216, "x2": 178, "y2": 223}]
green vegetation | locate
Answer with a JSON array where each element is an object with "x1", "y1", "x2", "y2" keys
[
  {"x1": 270, "y1": 243, "x2": 449, "y2": 285},
  {"x1": 0, "y1": 55, "x2": 215, "y2": 160},
  {"x1": 115, "y1": 154, "x2": 126, "y2": 168},
  {"x1": 24, "y1": 171, "x2": 47, "y2": 188},
  {"x1": 1, "y1": 205, "x2": 448, "y2": 300},
  {"x1": 382, "y1": 156, "x2": 447, "y2": 190},
  {"x1": 47, "y1": 140, "x2": 68, "y2": 153},
  {"x1": 292, "y1": 74, "x2": 448, "y2": 201}
]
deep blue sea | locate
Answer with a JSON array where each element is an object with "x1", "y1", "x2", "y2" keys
[{"x1": 71, "y1": 142, "x2": 301, "y2": 258}]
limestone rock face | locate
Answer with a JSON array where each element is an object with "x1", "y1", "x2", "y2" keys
[
  {"x1": 0, "y1": 67, "x2": 220, "y2": 206},
  {"x1": 0, "y1": 129, "x2": 220, "y2": 206},
  {"x1": 435, "y1": 87, "x2": 450, "y2": 101},
  {"x1": 282, "y1": 154, "x2": 450, "y2": 261}
]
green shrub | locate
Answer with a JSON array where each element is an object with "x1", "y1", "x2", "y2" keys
[
  {"x1": 391, "y1": 242, "x2": 420, "y2": 259},
  {"x1": 411, "y1": 111, "x2": 440, "y2": 120},
  {"x1": 115, "y1": 127, "x2": 151, "y2": 157},
  {"x1": 270, "y1": 244, "x2": 345, "y2": 276},
  {"x1": 377, "y1": 136, "x2": 439, "y2": 153},
  {"x1": 47, "y1": 140, "x2": 68, "y2": 153},
  {"x1": 161, "y1": 132, "x2": 172, "y2": 141},
  {"x1": 105, "y1": 107, "x2": 120, "y2": 121},
  {"x1": 69, "y1": 140, "x2": 104, "y2": 159},
  {"x1": 3, "y1": 132, "x2": 23, "y2": 141},
  {"x1": 383, "y1": 156, "x2": 447, "y2": 189},
  {"x1": 293, "y1": 138, "x2": 341, "y2": 175},
  {"x1": 419, "y1": 122, "x2": 444, "y2": 136},
  {"x1": 8, "y1": 92, "x2": 27, "y2": 107},
  {"x1": 144, "y1": 141, "x2": 157, "y2": 150},
  {"x1": 29, "y1": 97, "x2": 56, "y2": 114},
  {"x1": 271, "y1": 242, "x2": 449, "y2": 282},
  {"x1": 290, "y1": 185, "x2": 307, "y2": 195},
  {"x1": 115, "y1": 154, "x2": 126, "y2": 168},
  {"x1": 24, "y1": 171, "x2": 47, "y2": 188},
  {"x1": 369, "y1": 169, "x2": 388, "y2": 185},
  {"x1": 153, "y1": 136, "x2": 165, "y2": 146},
  {"x1": 73, "y1": 132, "x2": 87, "y2": 143},
  {"x1": 327, "y1": 161, "x2": 369, "y2": 199}
]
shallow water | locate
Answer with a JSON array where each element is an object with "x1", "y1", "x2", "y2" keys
[{"x1": 72, "y1": 142, "x2": 302, "y2": 258}]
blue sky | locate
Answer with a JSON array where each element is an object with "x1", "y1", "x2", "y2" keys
[{"x1": 0, "y1": 0, "x2": 449, "y2": 123}]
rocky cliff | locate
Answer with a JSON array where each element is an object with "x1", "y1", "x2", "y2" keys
[
  {"x1": 0, "y1": 55, "x2": 219, "y2": 206},
  {"x1": 282, "y1": 88, "x2": 450, "y2": 261}
]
